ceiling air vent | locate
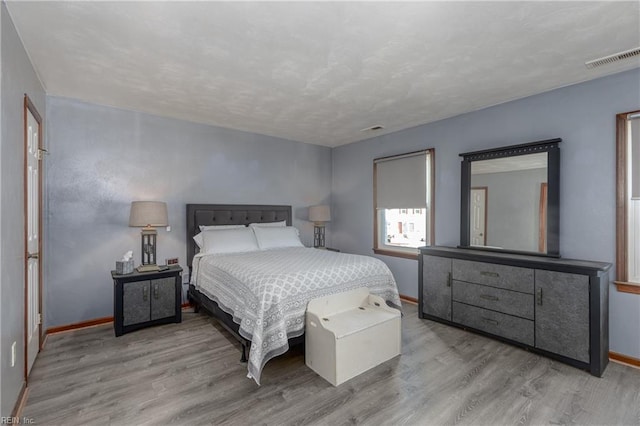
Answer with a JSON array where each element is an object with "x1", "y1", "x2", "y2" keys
[
  {"x1": 360, "y1": 125, "x2": 385, "y2": 132},
  {"x1": 585, "y1": 47, "x2": 640, "y2": 69}
]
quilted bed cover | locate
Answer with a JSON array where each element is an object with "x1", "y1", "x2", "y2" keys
[{"x1": 191, "y1": 247, "x2": 401, "y2": 384}]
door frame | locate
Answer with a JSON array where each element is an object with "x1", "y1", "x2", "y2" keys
[
  {"x1": 23, "y1": 94, "x2": 43, "y2": 382},
  {"x1": 539, "y1": 182, "x2": 548, "y2": 253}
]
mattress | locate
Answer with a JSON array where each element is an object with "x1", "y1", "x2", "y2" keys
[{"x1": 191, "y1": 247, "x2": 401, "y2": 384}]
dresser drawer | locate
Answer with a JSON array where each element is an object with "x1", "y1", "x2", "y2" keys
[
  {"x1": 452, "y1": 301, "x2": 534, "y2": 346},
  {"x1": 453, "y1": 259, "x2": 534, "y2": 294},
  {"x1": 452, "y1": 280, "x2": 534, "y2": 320}
]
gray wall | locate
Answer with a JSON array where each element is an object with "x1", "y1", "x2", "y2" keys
[
  {"x1": 45, "y1": 96, "x2": 332, "y2": 328},
  {"x1": 332, "y1": 68, "x2": 640, "y2": 360},
  {"x1": 472, "y1": 168, "x2": 547, "y2": 252},
  {"x1": 0, "y1": 2, "x2": 46, "y2": 416}
]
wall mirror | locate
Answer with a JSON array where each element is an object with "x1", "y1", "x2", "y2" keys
[{"x1": 459, "y1": 138, "x2": 561, "y2": 257}]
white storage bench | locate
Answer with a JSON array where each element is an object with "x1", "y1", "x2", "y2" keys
[{"x1": 305, "y1": 287, "x2": 401, "y2": 386}]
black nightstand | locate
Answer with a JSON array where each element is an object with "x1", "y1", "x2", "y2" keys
[{"x1": 112, "y1": 265, "x2": 183, "y2": 336}]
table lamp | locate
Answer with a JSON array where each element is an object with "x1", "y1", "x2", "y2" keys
[
  {"x1": 129, "y1": 201, "x2": 168, "y2": 272},
  {"x1": 309, "y1": 205, "x2": 331, "y2": 248}
]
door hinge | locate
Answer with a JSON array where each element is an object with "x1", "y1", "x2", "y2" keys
[
  {"x1": 37, "y1": 313, "x2": 42, "y2": 325},
  {"x1": 37, "y1": 148, "x2": 49, "y2": 161}
]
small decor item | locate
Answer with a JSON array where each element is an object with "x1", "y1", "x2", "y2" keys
[
  {"x1": 129, "y1": 201, "x2": 168, "y2": 272},
  {"x1": 309, "y1": 205, "x2": 331, "y2": 248},
  {"x1": 116, "y1": 250, "x2": 135, "y2": 274}
]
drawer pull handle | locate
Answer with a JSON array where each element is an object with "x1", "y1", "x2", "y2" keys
[
  {"x1": 447, "y1": 272, "x2": 452, "y2": 287},
  {"x1": 480, "y1": 294, "x2": 499, "y2": 301},
  {"x1": 143, "y1": 286, "x2": 148, "y2": 302},
  {"x1": 154, "y1": 283, "x2": 159, "y2": 299},
  {"x1": 480, "y1": 271, "x2": 500, "y2": 278},
  {"x1": 482, "y1": 317, "x2": 499, "y2": 326},
  {"x1": 537, "y1": 288, "x2": 543, "y2": 306}
]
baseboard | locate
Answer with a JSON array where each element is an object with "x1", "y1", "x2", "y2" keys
[
  {"x1": 46, "y1": 303, "x2": 193, "y2": 335},
  {"x1": 400, "y1": 294, "x2": 418, "y2": 304},
  {"x1": 47, "y1": 316, "x2": 113, "y2": 335},
  {"x1": 609, "y1": 351, "x2": 640, "y2": 368},
  {"x1": 11, "y1": 383, "x2": 28, "y2": 418}
]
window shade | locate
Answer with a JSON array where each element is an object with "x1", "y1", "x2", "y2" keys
[
  {"x1": 630, "y1": 116, "x2": 640, "y2": 199},
  {"x1": 375, "y1": 151, "x2": 428, "y2": 208}
]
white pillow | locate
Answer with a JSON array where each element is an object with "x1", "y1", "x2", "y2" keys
[
  {"x1": 199, "y1": 224, "x2": 246, "y2": 231},
  {"x1": 202, "y1": 227, "x2": 259, "y2": 254},
  {"x1": 253, "y1": 226, "x2": 304, "y2": 250},
  {"x1": 193, "y1": 225, "x2": 246, "y2": 249},
  {"x1": 249, "y1": 220, "x2": 287, "y2": 228}
]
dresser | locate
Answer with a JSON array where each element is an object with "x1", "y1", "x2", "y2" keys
[
  {"x1": 112, "y1": 265, "x2": 183, "y2": 336},
  {"x1": 419, "y1": 246, "x2": 611, "y2": 376}
]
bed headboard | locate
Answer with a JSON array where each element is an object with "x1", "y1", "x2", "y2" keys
[{"x1": 186, "y1": 204, "x2": 292, "y2": 271}]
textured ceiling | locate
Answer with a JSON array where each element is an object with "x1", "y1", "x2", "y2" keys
[{"x1": 6, "y1": 1, "x2": 640, "y2": 147}]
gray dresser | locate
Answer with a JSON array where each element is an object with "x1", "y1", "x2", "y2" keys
[{"x1": 419, "y1": 246, "x2": 611, "y2": 376}]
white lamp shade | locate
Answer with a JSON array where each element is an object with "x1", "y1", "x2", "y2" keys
[
  {"x1": 129, "y1": 201, "x2": 168, "y2": 227},
  {"x1": 309, "y1": 205, "x2": 331, "y2": 223}
]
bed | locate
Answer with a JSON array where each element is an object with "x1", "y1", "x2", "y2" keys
[{"x1": 186, "y1": 204, "x2": 401, "y2": 384}]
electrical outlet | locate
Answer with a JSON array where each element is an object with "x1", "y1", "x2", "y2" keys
[
  {"x1": 11, "y1": 341, "x2": 16, "y2": 367},
  {"x1": 166, "y1": 257, "x2": 179, "y2": 265}
]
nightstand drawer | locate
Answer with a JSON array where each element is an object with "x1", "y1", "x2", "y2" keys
[
  {"x1": 123, "y1": 281, "x2": 151, "y2": 326},
  {"x1": 453, "y1": 259, "x2": 534, "y2": 294},
  {"x1": 452, "y1": 280, "x2": 534, "y2": 320},
  {"x1": 453, "y1": 301, "x2": 534, "y2": 346},
  {"x1": 150, "y1": 277, "x2": 177, "y2": 320}
]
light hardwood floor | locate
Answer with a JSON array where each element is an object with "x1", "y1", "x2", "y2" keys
[{"x1": 23, "y1": 303, "x2": 640, "y2": 425}]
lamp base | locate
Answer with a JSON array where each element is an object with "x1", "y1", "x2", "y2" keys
[
  {"x1": 313, "y1": 225, "x2": 326, "y2": 248},
  {"x1": 136, "y1": 264, "x2": 160, "y2": 273}
]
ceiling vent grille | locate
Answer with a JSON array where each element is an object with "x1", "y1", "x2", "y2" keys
[{"x1": 585, "y1": 47, "x2": 640, "y2": 69}]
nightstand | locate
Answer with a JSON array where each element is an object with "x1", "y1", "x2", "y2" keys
[{"x1": 112, "y1": 265, "x2": 183, "y2": 336}]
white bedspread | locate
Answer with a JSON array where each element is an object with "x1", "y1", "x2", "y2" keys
[{"x1": 191, "y1": 247, "x2": 401, "y2": 384}]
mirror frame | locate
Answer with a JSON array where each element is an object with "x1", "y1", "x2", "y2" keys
[{"x1": 459, "y1": 138, "x2": 561, "y2": 257}]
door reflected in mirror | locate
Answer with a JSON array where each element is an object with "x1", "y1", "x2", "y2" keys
[{"x1": 470, "y1": 152, "x2": 548, "y2": 253}]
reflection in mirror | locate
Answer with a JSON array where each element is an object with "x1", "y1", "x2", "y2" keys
[
  {"x1": 459, "y1": 138, "x2": 561, "y2": 257},
  {"x1": 470, "y1": 153, "x2": 547, "y2": 252}
]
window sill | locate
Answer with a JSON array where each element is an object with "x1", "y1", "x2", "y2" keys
[
  {"x1": 373, "y1": 248, "x2": 418, "y2": 260},
  {"x1": 614, "y1": 281, "x2": 640, "y2": 295}
]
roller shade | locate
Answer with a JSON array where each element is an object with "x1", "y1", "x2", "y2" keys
[
  {"x1": 375, "y1": 151, "x2": 428, "y2": 208},
  {"x1": 631, "y1": 115, "x2": 640, "y2": 199}
]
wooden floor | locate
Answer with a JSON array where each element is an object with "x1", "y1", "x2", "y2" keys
[{"x1": 24, "y1": 303, "x2": 640, "y2": 425}]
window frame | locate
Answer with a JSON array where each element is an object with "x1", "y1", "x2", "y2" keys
[
  {"x1": 373, "y1": 148, "x2": 435, "y2": 260},
  {"x1": 615, "y1": 109, "x2": 640, "y2": 295}
]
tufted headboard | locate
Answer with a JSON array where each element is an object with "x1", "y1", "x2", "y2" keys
[{"x1": 186, "y1": 204, "x2": 292, "y2": 271}]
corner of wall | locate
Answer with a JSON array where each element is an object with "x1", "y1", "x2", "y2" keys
[
  {"x1": 0, "y1": 0, "x2": 4, "y2": 415},
  {"x1": 0, "y1": 0, "x2": 45, "y2": 416}
]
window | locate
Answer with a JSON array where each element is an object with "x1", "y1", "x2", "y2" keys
[
  {"x1": 374, "y1": 149, "x2": 435, "y2": 259},
  {"x1": 616, "y1": 110, "x2": 640, "y2": 294}
]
